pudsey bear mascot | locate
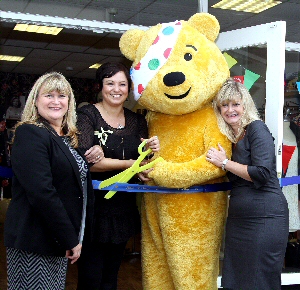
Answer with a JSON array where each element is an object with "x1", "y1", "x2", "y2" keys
[{"x1": 120, "y1": 13, "x2": 232, "y2": 289}]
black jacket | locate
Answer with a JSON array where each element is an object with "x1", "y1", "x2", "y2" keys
[{"x1": 4, "y1": 124, "x2": 94, "y2": 257}]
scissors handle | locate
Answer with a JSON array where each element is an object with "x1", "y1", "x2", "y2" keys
[
  {"x1": 137, "y1": 157, "x2": 164, "y2": 172},
  {"x1": 138, "y1": 140, "x2": 148, "y2": 154}
]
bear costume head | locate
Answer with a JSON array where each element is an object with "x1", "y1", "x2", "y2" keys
[{"x1": 120, "y1": 13, "x2": 229, "y2": 115}]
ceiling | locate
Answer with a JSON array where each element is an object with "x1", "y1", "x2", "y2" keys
[{"x1": 1, "y1": 0, "x2": 300, "y2": 80}]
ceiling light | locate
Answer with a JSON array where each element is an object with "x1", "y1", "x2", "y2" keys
[
  {"x1": 0, "y1": 55, "x2": 24, "y2": 62},
  {"x1": 14, "y1": 23, "x2": 63, "y2": 35},
  {"x1": 212, "y1": 0, "x2": 282, "y2": 13},
  {"x1": 89, "y1": 63, "x2": 102, "y2": 69}
]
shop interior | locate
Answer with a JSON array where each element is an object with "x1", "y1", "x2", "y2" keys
[{"x1": 1, "y1": 0, "x2": 300, "y2": 289}]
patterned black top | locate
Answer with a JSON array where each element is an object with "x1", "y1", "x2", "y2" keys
[
  {"x1": 77, "y1": 104, "x2": 148, "y2": 243},
  {"x1": 61, "y1": 136, "x2": 88, "y2": 244}
]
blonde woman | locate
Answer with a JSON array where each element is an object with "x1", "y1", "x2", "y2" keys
[
  {"x1": 4, "y1": 72, "x2": 101, "y2": 290},
  {"x1": 206, "y1": 78, "x2": 288, "y2": 290}
]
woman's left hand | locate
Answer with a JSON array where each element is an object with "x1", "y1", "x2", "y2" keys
[
  {"x1": 142, "y1": 136, "x2": 160, "y2": 152},
  {"x1": 206, "y1": 143, "x2": 227, "y2": 168},
  {"x1": 84, "y1": 145, "x2": 104, "y2": 163},
  {"x1": 137, "y1": 168, "x2": 153, "y2": 182}
]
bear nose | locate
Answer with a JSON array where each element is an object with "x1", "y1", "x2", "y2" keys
[{"x1": 163, "y1": 72, "x2": 185, "y2": 87}]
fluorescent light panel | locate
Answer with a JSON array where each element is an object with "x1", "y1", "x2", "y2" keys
[
  {"x1": 212, "y1": 0, "x2": 282, "y2": 13},
  {"x1": 89, "y1": 63, "x2": 102, "y2": 69},
  {"x1": 0, "y1": 55, "x2": 24, "y2": 62},
  {"x1": 14, "y1": 24, "x2": 63, "y2": 35}
]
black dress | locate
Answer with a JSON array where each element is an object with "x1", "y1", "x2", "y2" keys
[
  {"x1": 221, "y1": 120, "x2": 289, "y2": 290},
  {"x1": 76, "y1": 104, "x2": 148, "y2": 243}
]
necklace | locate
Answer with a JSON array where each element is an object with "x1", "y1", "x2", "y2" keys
[{"x1": 100, "y1": 103, "x2": 125, "y2": 129}]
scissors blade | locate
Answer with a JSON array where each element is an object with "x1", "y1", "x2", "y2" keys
[
  {"x1": 104, "y1": 157, "x2": 163, "y2": 199},
  {"x1": 100, "y1": 141, "x2": 149, "y2": 189},
  {"x1": 104, "y1": 190, "x2": 118, "y2": 199},
  {"x1": 103, "y1": 140, "x2": 158, "y2": 199},
  {"x1": 99, "y1": 168, "x2": 131, "y2": 189},
  {"x1": 104, "y1": 167, "x2": 136, "y2": 199}
]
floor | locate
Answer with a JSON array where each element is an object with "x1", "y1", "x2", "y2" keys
[
  {"x1": 0, "y1": 197, "x2": 300, "y2": 290},
  {"x1": 65, "y1": 254, "x2": 142, "y2": 290},
  {"x1": 0, "y1": 213, "x2": 143, "y2": 290}
]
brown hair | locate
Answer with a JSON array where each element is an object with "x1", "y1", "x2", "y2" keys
[{"x1": 96, "y1": 62, "x2": 131, "y2": 93}]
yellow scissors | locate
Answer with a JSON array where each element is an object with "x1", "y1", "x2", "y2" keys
[{"x1": 99, "y1": 140, "x2": 163, "y2": 199}]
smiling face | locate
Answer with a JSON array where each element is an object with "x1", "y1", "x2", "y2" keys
[
  {"x1": 219, "y1": 99, "x2": 244, "y2": 132},
  {"x1": 134, "y1": 22, "x2": 229, "y2": 115},
  {"x1": 35, "y1": 84, "x2": 69, "y2": 129},
  {"x1": 101, "y1": 71, "x2": 129, "y2": 107}
]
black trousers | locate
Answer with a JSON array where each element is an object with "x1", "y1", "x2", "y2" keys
[{"x1": 77, "y1": 241, "x2": 127, "y2": 290}]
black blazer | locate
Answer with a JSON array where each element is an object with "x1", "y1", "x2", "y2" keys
[{"x1": 4, "y1": 124, "x2": 94, "y2": 257}]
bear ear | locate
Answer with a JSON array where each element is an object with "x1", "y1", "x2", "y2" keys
[
  {"x1": 119, "y1": 29, "x2": 145, "y2": 61},
  {"x1": 187, "y1": 13, "x2": 220, "y2": 42}
]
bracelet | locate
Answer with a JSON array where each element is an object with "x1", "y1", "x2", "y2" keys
[{"x1": 221, "y1": 158, "x2": 229, "y2": 171}]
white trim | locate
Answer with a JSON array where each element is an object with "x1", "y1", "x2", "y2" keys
[
  {"x1": 281, "y1": 272, "x2": 300, "y2": 285},
  {"x1": 286, "y1": 42, "x2": 300, "y2": 52},
  {"x1": 216, "y1": 21, "x2": 286, "y2": 177},
  {"x1": 0, "y1": 10, "x2": 149, "y2": 33},
  {"x1": 198, "y1": 0, "x2": 208, "y2": 13},
  {"x1": 218, "y1": 272, "x2": 300, "y2": 287}
]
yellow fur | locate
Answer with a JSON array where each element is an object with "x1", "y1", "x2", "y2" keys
[{"x1": 120, "y1": 13, "x2": 231, "y2": 289}]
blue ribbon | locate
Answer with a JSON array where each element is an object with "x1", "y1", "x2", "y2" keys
[
  {"x1": 92, "y1": 180, "x2": 232, "y2": 193},
  {"x1": 279, "y1": 175, "x2": 300, "y2": 187},
  {"x1": 0, "y1": 166, "x2": 13, "y2": 178},
  {"x1": 0, "y1": 165, "x2": 299, "y2": 193}
]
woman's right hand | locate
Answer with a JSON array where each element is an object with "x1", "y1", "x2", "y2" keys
[{"x1": 66, "y1": 243, "x2": 82, "y2": 264}]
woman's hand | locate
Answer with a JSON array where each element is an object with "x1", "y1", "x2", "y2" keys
[
  {"x1": 206, "y1": 143, "x2": 227, "y2": 168},
  {"x1": 135, "y1": 136, "x2": 160, "y2": 182},
  {"x1": 142, "y1": 136, "x2": 160, "y2": 152},
  {"x1": 84, "y1": 145, "x2": 104, "y2": 163},
  {"x1": 66, "y1": 243, "x2": 82, "y2": 264},
  {"x1": 137, "y1": 168, "x2": 153, "y2": 182}
]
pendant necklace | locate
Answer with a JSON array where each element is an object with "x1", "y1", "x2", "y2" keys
[{"x1": 100, "y1": 103, "x2": 125, "y2": 129}]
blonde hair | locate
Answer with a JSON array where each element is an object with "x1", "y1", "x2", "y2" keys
[
  {"x1": 213, "y1": 78, "x2": 260, "y2": 143},
  {"x1": 15, "y1": 72, "x2": 78, "y2": 147}
]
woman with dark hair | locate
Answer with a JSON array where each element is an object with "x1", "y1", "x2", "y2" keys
[{"x1": 76, "y1": 62, "x2": 160, "y2": 290}]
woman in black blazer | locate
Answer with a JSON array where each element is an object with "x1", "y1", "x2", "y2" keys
[{"x1": 4, "y1": 72, "x2": 102, "y2": 290}]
